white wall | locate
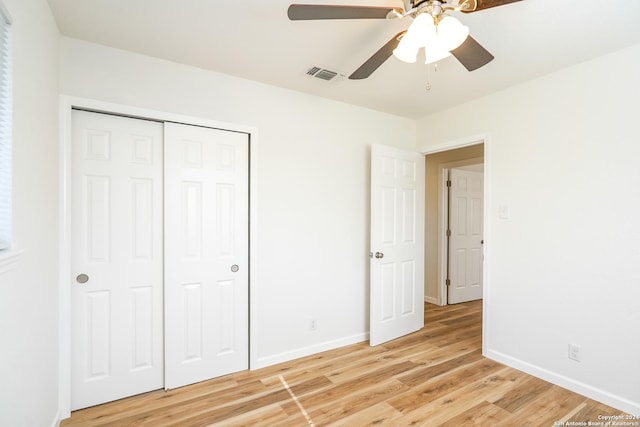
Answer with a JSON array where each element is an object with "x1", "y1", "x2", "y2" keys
[
  {"x1": 0, "y1": 0, "x2": 60, "y2": 426},
  {"x1": 417, "y1": 43, "x2": 640, "y2": 415},
  {"x1": 59, "y1": 37, "x2": 416, "y2": 368}
]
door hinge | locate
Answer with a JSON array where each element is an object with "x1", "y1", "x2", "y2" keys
[
  {"x1": 446, "y1": 179, "x2": 452, "y2": 187},
  {"x1": 446, "y1": 229, "x2": 451, "y2": 237},
  {"x1": 446, "y1": 279, "x2": 451, "y2": 287}
]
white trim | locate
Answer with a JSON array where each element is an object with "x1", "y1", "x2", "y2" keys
[
  {"x1": 50, "y1": 409, "x2": 62, "y2": 427},
  {"x1": 438, "y1": 167, "x2": 449, "y2": 306},
  {"x1": 486, "y1": 349, "x2": 640, "y2": 416},
  {"x1": 420, "y1": 133, "x2": 487, "y2": 155},
  {"x1": 59, "y1": 97, "x2": 257, "y2": 134},
  {"x1": 57, "y1": 95, "x2": 259, "y2": 420},
  {"x1": 253, "y1": 333, "x2": 368, "y2": 370},
  {"x1": 482, "y1": 135, "x2": 492, "y2": 356},
  {"x1": 57, "y1": 96, "x2": 72, "y2": 420}
]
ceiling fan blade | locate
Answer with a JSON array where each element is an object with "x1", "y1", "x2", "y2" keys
[
  {"x1": 463, "y1": 0, "x2": 522, "y2": 13},
  {"x1": 287, "y1": 4, "x2": 395, "y2": 20},
  {"x1": 349, "y1": 31, "x2": 405, "y2": 80},
  {"x1": 450, "y1": 36, "x2": 494, "y2": 71}
]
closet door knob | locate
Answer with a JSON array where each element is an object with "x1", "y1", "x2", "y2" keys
[{"x1": 76, "y1": 274, "x2": 89, "y2": 284}]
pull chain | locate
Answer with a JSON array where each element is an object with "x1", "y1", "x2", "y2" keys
[{"x1": 426, "y1": 62, "x2": 439, "y2": 91}]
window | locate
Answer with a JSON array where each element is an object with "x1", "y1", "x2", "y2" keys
[{"x1": 0, "y1": 3, "x2": 11, "y2": 252}]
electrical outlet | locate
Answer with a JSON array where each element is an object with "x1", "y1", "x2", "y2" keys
[
  {"x1": 568, "y1": 344, "x2": 581, "y2": 362},
  {"x1": 310, "y1": 319, "x2": 317, "y2": 331}
]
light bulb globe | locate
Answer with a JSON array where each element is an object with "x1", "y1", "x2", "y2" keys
[
  {"x1": 393, "y1": 33, "x2": 419, "y2": 63},
  {"x1": 437, "y1": 16, "x2": 469, "y2": 51}
]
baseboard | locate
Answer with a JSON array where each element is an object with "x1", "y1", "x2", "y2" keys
[
  {"x1": 51, "y1": 409, "x2": 62, "y2": 427},
  {"x1": 253, "y1": 332, "x2": 369, "y2": 370},
  {"x1": 485, "y1": 349, "x2": 640, "y2": 416},
  {"x1": 424, "y1": 295, "x2": 441, "y2": 306}
]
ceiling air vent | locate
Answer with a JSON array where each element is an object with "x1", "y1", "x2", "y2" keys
[{"x1": 306, "y1": 65, "x2": 345, "y2": 82}]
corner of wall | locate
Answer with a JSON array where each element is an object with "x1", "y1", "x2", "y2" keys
[{"x1": 484, "y1": 349, "x2": 640, "y2": 416}]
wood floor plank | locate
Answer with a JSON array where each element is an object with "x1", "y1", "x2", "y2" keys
[
  {"x1": 325, "y1": 402, "x2": 401, "y2": 426},
  {"x1": 439, "y1": 313, "x2": 483, "y2": 326},
  {"x1": 408, "y1": 336, "x2": 481, "y2": 366},
  {"x1": 294, "y1": 360, "x2": 418, "y2": 411},
  {"x1": 438, "y1": 400, "x2": 513, "y2": 426},
  {"x1": 211, "y1": 403, "x2": 289, "y2": 427},
  {"x1": 387, "y1": 358, "x2": 506, "y2": 414},
  {"x1": 397, "y1": 348, "x2": 483, "y2": 387},
  {"x1": 394, "y1": 365, "x2": 534, "y2": 426},
  {"x1": 494, "y1": 384, "x2": 587, "y2": 427},
  {"x1": 492, "y1": 375, "x2": 554, "y2": 413},
  {"x1": 63, "y1": 378, "x2": 245, "y2": 425},
  {"x1": 62, "y1": 301, "x2": 629, "y2": 426},
  {"x1": 307, "y1": 378, "x2": 410, "y2": 425}
]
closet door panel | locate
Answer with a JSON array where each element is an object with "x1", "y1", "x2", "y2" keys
[
  {"x1": 70, "y1": 110, "x2": 164, "y2": 410},
  {"x1": 164, "y1": 122, "x2": 249, "y2": 389}
]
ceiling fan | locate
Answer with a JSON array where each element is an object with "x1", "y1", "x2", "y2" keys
[{"x1": 287, "y1": 0, "x2": 522, "y2": 79}]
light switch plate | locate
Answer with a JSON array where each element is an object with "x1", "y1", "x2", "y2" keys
[{"x1": 499, "y1": 204, "x2": 510, "y2": 219}]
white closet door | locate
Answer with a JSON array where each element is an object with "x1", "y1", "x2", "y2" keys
[
  {"x1": 70, "y1": 110, "x2": 164, "y2": 410},
  {"x1": 164, "y1": 123, "x2": 249, "y2": 389}
]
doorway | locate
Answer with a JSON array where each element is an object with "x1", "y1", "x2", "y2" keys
[{"x1": 424, "y1": 143, "x2": 484, "y2": 306}]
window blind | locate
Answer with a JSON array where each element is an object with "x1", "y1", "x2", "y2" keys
[{"x1": 0, "y1": 5, "x2": 11, "y2": 251}]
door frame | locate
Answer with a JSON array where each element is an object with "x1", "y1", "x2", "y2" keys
[
  {"x1": 420, "y1": 133, "x2": 489, "y2": 348},
  {"x1": 57, "y1": 96, "x2": 259, "y2": 419}
]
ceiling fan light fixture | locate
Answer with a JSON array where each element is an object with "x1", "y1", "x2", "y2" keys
[
  {"x1": 392, "y1": 12, "x2": 436, "y2": 63},
  {"x1": 436, "y1": 16, "x2": 469, "y2": 51},
  {"x1": 406, "y1": 12, "x2": 436, "y2": 45},
  {"x1": 392, "y1": 10, "x2": 471, "y2": 66},
  {"x1": 393, "y1": 33, "x2": 419, "y2": 63},
  {"x1": 288, "y1": 0, "x2": 508, "y2": 79},
  {"x1": 424, "y1": 46, "x2": 451, "y2": 64}
]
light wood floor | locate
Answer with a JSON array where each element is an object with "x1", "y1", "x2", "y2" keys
[{"x1": 63, "y1": 300, "x2": 626, "y2": 426}]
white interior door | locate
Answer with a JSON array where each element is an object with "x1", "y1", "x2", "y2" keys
[
  {"x1": 448, "y1": 167, "x2": 484, "y2": 304},
  {"x1": 70, "y1": 110, "x2": 164, "y2": 410},
  {"x1": 164, "y1": 122, "x2": 249, "y2": 389},
  {"x1": 370, "y1": 144, "x2": 425, "y2": 346}
]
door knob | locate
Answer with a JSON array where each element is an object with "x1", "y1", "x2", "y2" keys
[
  {"x1": 76, "y1": 274, "x2": 89, "y2": 284},
  {"x1": 375, "y1": 252, "x2": 384, "y2": 259},
  {"x1": 230, "y1": 264, "x2": 239, "y2": 273}
]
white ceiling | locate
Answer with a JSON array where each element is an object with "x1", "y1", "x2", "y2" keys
[{"x1": 47, "y1": 0, "x2": 640, "y2": 119}]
